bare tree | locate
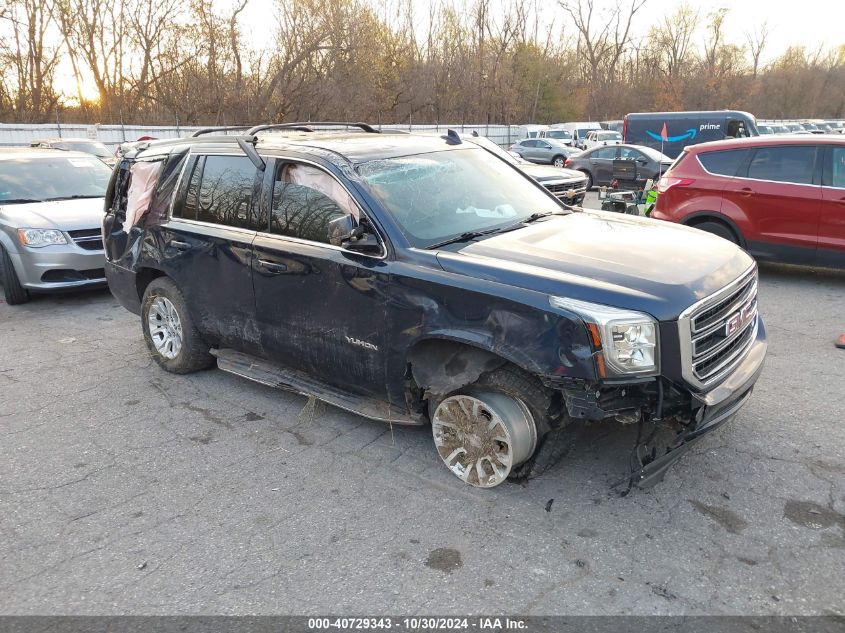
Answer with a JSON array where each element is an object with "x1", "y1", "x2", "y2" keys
[
  {"x1": 0, "y1": 0, "x2": 61, "y2": 119},
  {"x1": 560, "y1": 0, "x2": 647, "y2": 116},
  {"x1": 746, "y1": 22, "x2": 768, "y2": 79}
]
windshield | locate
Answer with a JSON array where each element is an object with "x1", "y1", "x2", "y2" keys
[
  {"x1": 0, "y1": 156, "x2": 112, "y2": 202},
  {"x1": 577, "y1": 128, "x2": 601, "y2": 137},
  {"x1": 54, "y1": 141, "x2": 112, "y2": 158},
  {"x1": 357, "y1": 148, "x2": 562, "y2": 248},
  {"x1": 545, "y1": 130, "x2": 572, "y2": 140}
]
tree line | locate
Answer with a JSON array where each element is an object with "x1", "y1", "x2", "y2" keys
[{"x1": 1, "y1": 0, "x2": 844, "y2": 126}]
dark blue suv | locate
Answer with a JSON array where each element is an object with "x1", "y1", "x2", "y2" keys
[{"x1": 103, "y1": 123, "x2": 767, "y2": 489}]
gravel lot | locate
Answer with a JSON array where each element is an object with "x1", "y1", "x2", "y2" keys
[{"x1": 1, "y1": 197, "x2": 844, "y2": 615}]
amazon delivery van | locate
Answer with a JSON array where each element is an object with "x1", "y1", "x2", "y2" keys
[{"x1": 623, "y1": 110, "x2": 758, "y2": 158}]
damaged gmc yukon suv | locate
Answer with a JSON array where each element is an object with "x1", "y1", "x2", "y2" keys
[{"x1": 104, "y1": 123, "x2": 767, "y2": 489}]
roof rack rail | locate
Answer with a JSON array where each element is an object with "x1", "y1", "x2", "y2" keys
[
  {"x1": 247, "y1": 122, "x2": 379, "y2": 135},
  {"x1": 191, "y1": 126, "x2": 253, "y2": 137},
  {"x1": 246, "y1": 123, "x2": 316, "y2": 135}
]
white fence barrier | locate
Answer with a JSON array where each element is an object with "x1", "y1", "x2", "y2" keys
[{"x1": 0, "y1": 122, "x2": 528, "y2": 149}]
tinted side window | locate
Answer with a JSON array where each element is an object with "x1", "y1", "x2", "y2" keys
[
  {"x1": 592, "y1": 147, "x2": 617, "y2": 159},
  {"x1": 270, "y1": 164, "x2": 356, "y2": 244},
  {"x1": 180, "y1": 155, "x2": 258, "y2": 228},
  {"x1": 521, "y1": 140, "x2": 537, "y2": 148},
  {"x1": 698, "y1": 149, "x2": 749, "y2": 176},
  {"x1": 746, "y1": 146, "x2": 816, "y2": 185},
  {"x1": 618, "y1": 147, "x2": 643, "y2": 160}
]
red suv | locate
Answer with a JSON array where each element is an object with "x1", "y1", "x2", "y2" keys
[{"x1": 652, "y1": 136, "x2": 845, "y2": 268}]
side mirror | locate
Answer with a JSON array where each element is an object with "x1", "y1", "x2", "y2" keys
[
  {"x1": 344, "y1": 232, "x2": 382, "y2": 254},
  {"x1": 327, "y1": 214, "x2": 357, "y2": 246},
  {"x1": 327, "y1": 214, "x2": 382, "y2": 254}
]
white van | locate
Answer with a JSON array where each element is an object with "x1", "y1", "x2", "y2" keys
[
  {"x1": 518, "y1": 124, "x2": 550, "y2": 139},
  {"x1": 556, "y1": 122, "x2": 603, "y2": 149}
]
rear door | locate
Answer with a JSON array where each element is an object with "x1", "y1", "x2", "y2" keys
[
  {"x1": 725, "y1": 144, "x2": 821, "y2": 263},
  {"x1": 251, "y1": 158, "x2": 390, "y2": 395},
  {"x1": 819, "y1": 145, "x2": 845, "y2": 267},
  {"x1": 517, "y1": 140, "x2": 536, "y2": 161},
  {"x1": 588, "y1": 146, "x2": 618, "y2": 185},
  {"x1": 164, "y1": 153, "x2": 262, "y2": 350}
]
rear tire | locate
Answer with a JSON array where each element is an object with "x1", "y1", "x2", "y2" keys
[
  {"x1": 693, "y1": 220, "x2": 738, "y2": 244},
  {"x1": 0, "y1": 245, "x2": 30, "y2": 305},
  {"x1": 141, "y1": 277, "x2": 214, "y2": 374}
]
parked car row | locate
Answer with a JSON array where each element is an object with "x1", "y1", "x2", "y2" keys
[
  {"x1": 6, "y1": 119, "x2": 845, "y2": 495},
  {"x1": 758, "y1": 120, "x2": 845, "y2": 135}
]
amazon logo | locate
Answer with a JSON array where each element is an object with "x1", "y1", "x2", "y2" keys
[{"x1": 645, "y1": 122, "x2": 698, "y2": 143}]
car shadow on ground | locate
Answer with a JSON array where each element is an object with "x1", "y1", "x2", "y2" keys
[
  {"x1": 758, "y1": 261, "x2": 845, "y2": 283},
  {"x1": 0, "y1": 285, "x2": 112, "y2": 307}
]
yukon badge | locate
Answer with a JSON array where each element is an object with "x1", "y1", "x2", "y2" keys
[{"x1": 345, "y1": 335, "x2": 378, "y2": 352}]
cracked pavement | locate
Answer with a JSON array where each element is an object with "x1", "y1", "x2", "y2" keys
[{"x1": 1, "y1": 232, "x2": 844, "y2": 615}]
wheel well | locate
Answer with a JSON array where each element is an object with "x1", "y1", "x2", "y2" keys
[
  {"x1": 684, "y1": 214, "x2": 744, "y2": 246},
  {"x1": 407, "y1": 340, "x2": 508, "y2": 398},
  {"x1": 135, "y1": 268, "x2": 166, "y2": 301},
  {"x1": 552, "y1": 154, "x2": 564, "y2": 162}
]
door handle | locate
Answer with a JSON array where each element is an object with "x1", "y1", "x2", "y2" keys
[
  {"x1": 258, "y1": 259, "x2": 287, "y2": 273},
  {"x1": 738, "y1": 187, "x2": 754, "y2": 197},
  {"x1": 168, "y1": 240, "x2": 192, "y2": 251}
]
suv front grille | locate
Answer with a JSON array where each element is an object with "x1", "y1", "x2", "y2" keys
[
  {"x1": 544, "y1": 181, "x2": 587, "y2": 199},
  {"x1": 679, "y1": 267, "x2": 758, "y2": 389},
  {"x1": 68, "y1": 229, "x2": 104, "y2": 251}
]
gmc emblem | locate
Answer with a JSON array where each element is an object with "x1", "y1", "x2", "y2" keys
[{"x1": 726, "y1": 302, "x2": 756, "y2": 337}]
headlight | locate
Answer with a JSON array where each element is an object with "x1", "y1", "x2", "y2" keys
[
  {"x1": 17, "y1": 228, "x2": 68, "y2": 247},
  {"x1": 549, "y1": 296, "x2": 659, "y2": 376}
]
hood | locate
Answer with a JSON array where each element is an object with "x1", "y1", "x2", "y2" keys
[
  {"x1": 435, "y1": 210, "x2": 754, "y2": 322},
  {"x1": 519, "y1": 164, "x2": 586, "y2": 184},
  {"x1": 0, "y1": 197, "x2": 106, "y2": 231}
]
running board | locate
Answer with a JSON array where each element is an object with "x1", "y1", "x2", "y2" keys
[{"x1": 211, "y1": 348, "x2": 420, "y2": 425}]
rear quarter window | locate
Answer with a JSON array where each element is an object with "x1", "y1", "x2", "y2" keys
[{"x1": 697, "y1": 149, "x2": 750, "y2": 176}]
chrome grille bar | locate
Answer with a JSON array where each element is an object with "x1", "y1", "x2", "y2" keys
[{"x1": 677, "y1": 265, "x2": 759, "y2": 391}]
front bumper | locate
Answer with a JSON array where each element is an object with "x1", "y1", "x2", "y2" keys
[
  {"x1": 10, "y1": 243, "x2": 107, "y2": 291},
  {"x1": 633, "y1": 318, "x2": 768, "y2": 487}
]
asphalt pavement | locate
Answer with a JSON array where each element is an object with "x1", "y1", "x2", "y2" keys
[{"x1": 1, "y1": 196, "x2": 844, "y2": 615}]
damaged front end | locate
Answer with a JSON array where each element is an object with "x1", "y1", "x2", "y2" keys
[{"x1": 555, "y1": 311, "x2": 767, "y2": 491}]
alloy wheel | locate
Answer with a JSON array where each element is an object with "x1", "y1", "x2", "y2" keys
[
  {"x1": 147, "y1": 296, "x2": 183, "y2": 360},
  {"x1": 432, "y1": 392, "x2": 537, "y2": 488}
]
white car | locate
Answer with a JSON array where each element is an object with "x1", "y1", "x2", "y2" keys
[{"x1": 582, "y1": 130, "x2": 623, "y2": 150}]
